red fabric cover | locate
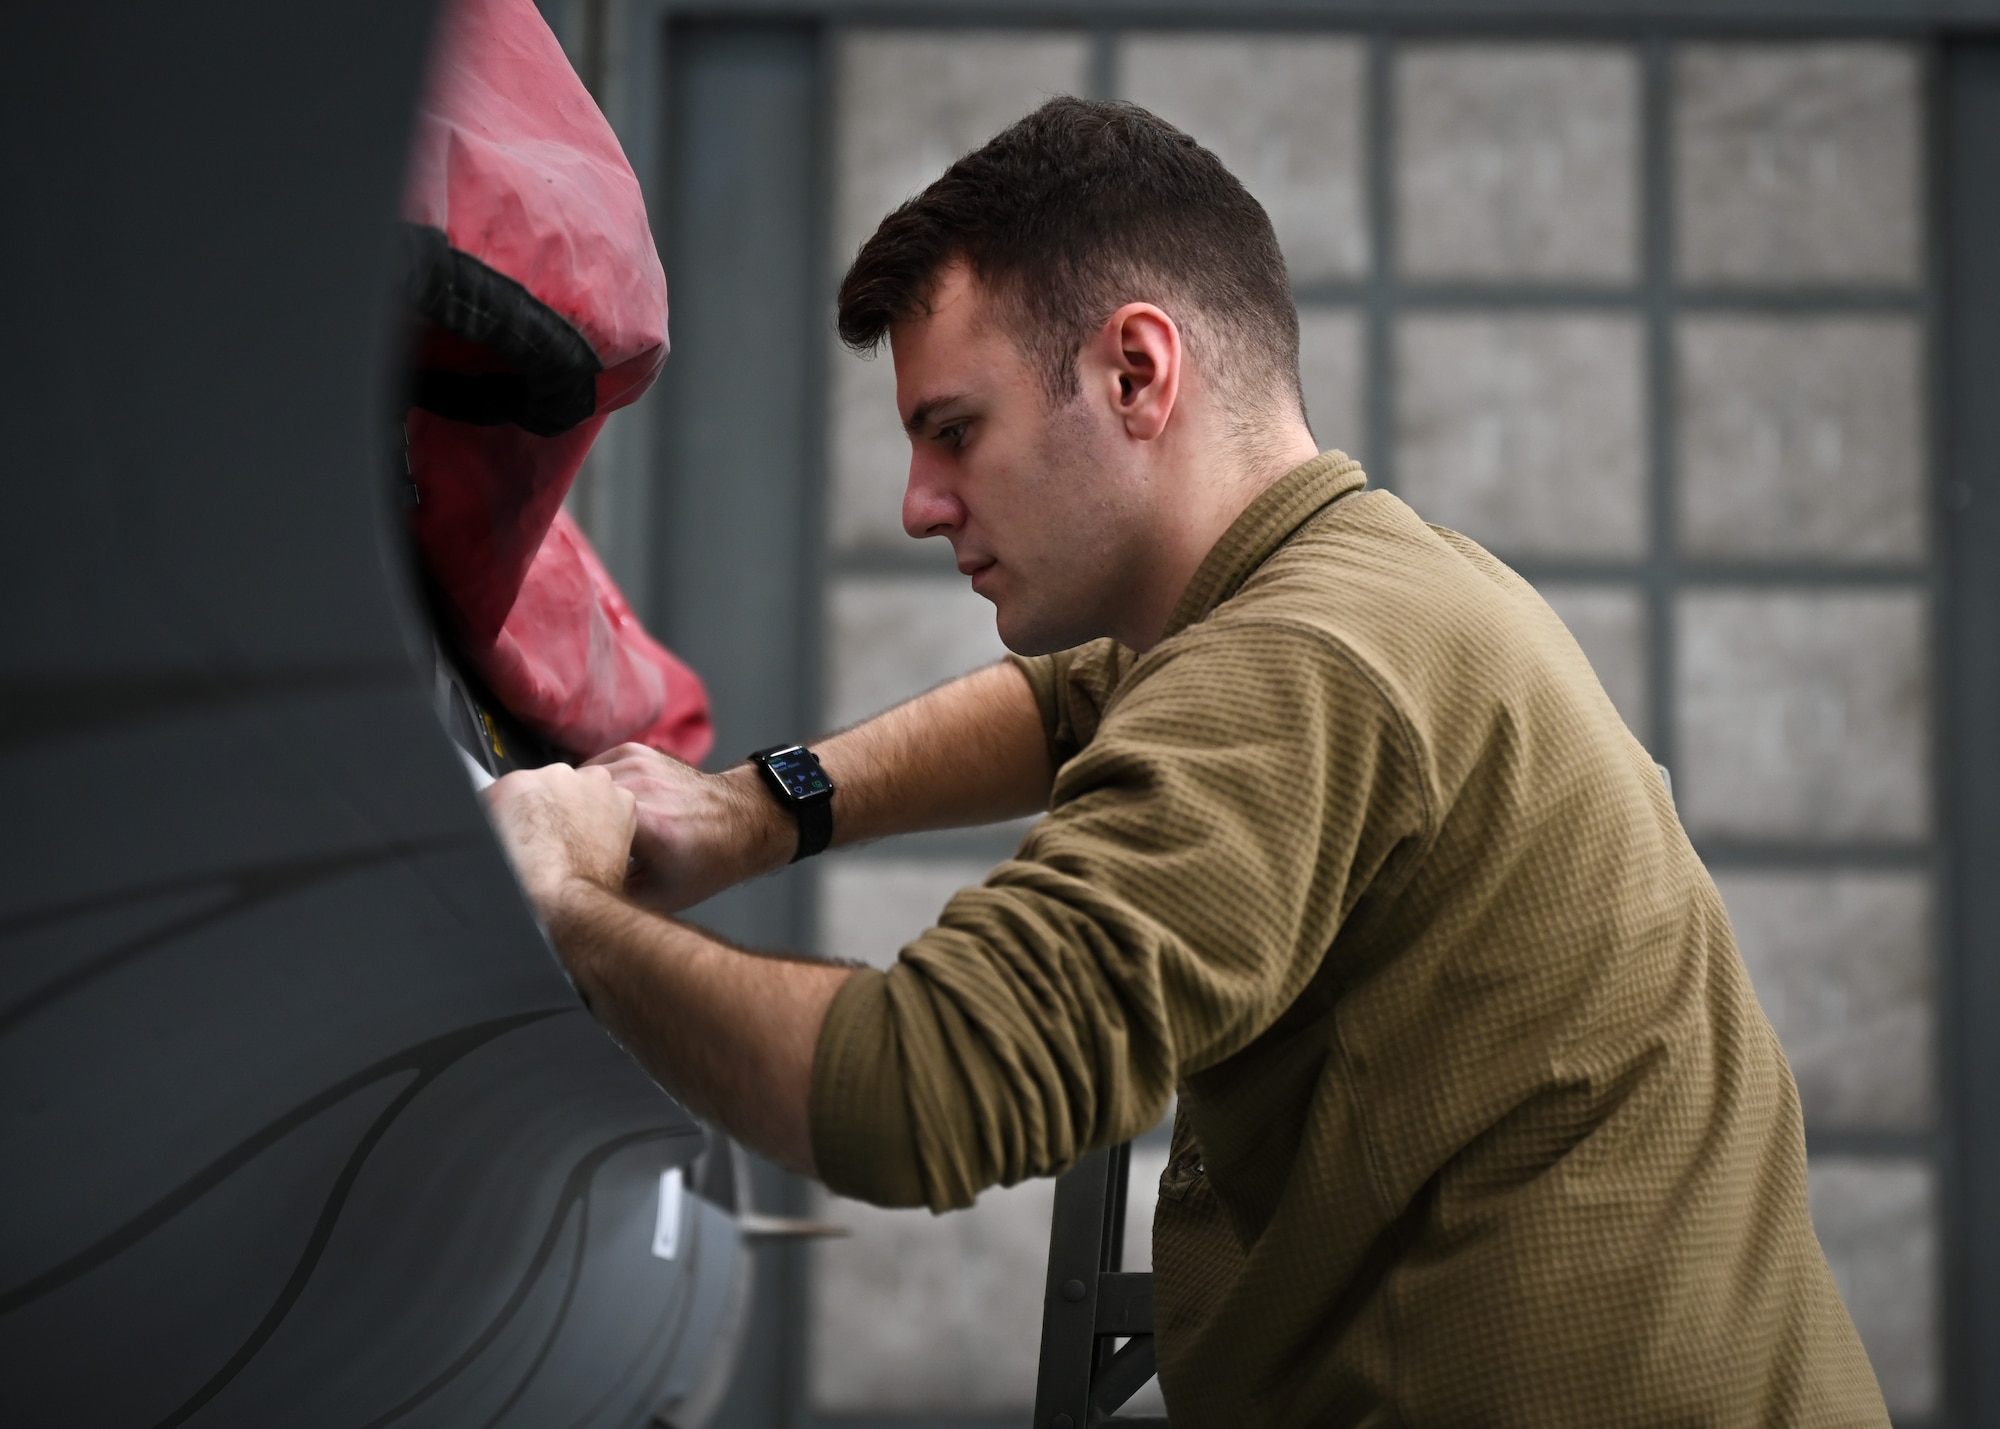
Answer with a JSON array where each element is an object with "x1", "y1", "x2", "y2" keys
[
  {"x1": 486, "y1": 509, "x2": 713, "y2": 760},
  {"x1": 403, "y1": 0, "x2": 667, "y2": 417},
  {"x1": 406, "y1": 403, "x2": 606, "y2": 646},
  {"x1": 402, "y1": 0, "x2": 710, "y2": 763}
]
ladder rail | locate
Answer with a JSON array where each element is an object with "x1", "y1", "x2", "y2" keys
[{"x1": 1031, "y1": 1142, "x2": 1165, "y2": 1428}]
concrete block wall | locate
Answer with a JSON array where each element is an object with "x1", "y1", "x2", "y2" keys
[
  {"x1": 1120, "y1": 35, "x2": 1370, "y2": 283},
  {"x1": 1397, "y1": 312, "x2": 1648, "y2": 556},
  {"x1": 1669, "y1": 45, "x2": 1936, "y2": 1413},
  {"x1": 809, "y1": 27, "x2": 1936, "y2": 1422},
  {"x1": 1674, "y1": 44, "x2": 1923, "y2": 285},
  {"x1": 1677, "y1": 314, "x2": 1927, "y2": 561},
  {"x1": 1397, "y1": 43, "x2": 1641, "y2": 281},
  {"x1": 1677, "y1": 590, "x2": 1930, "y2": 840}
]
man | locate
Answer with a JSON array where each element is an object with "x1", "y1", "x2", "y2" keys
[{"x1": 488, "y1": 98, "x2": 1887, "y2": 1425}]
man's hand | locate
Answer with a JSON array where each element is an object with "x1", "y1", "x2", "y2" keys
[
  {"x1": 583, "y1": 746, "x2": 792, "y2": 914},
  {"x1": 483, "y1": 763, "x2": 638, "y2": 921},
  {"x1": 484, "y1": 760, "x2": 843, "y2": 1174}
]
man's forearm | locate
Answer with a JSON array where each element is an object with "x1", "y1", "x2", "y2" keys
[
  {"x1": 814, "y1": 658, "x2": 1054, "y2": 848},
  {"x1": 548, "y1": 881, "x2": 850, "y2": 1176},
  {"x1": 601, "y1": 659, "x2": 1055, "y2": 915}
]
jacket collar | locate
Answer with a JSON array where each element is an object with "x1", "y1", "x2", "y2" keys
[{"x1": 1161, "y1": 450, "x2": 1368, "y2": 641}]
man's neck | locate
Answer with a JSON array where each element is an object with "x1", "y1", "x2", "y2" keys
[{"x1": 1117, "y1": 423, "x2": 1323, "y2": 652}]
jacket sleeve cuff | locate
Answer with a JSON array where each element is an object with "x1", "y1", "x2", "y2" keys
[{"x1": 809, "y1": 968, "x2": 928, "y2": 1208}]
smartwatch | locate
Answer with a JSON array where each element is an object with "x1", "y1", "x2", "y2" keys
[{"x1": 749, "y1": 744, "x2": 836, "y2": 862}]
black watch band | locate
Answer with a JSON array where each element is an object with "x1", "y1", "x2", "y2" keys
[
  {"x1": 749, "y1": 744, "x2": 836, "y2": 863},
  {"x1": 791, "y1": 795, "x2": 833, "y2": 862}
]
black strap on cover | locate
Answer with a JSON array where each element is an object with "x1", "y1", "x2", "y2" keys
[{"x1": 399, "y1": 222, "x2": 602, "y2": 437}]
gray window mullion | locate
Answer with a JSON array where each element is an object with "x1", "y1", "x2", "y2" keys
[
  {"x1": 1365, "y1": 28, "x2": 1396, "y2": 492},
  {"x1": 1643, "y1": 33, "x2": 1679, "y2": 774},
  {"x1": 1941, "y1": 38, "x2": 2000, "y2": 1427}
]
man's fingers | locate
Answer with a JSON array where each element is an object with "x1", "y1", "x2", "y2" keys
[
  {"x1": 531, "y1": 765, "x2": 638, "y2": 842},
  {"x1": 480, "y1": 765, "x2": 549, "y2": 819},
  {"x1": 578, "y1": 764, "x2": 641, "y2": 838},
  {"x1": 581, "y1": 741, "x2": 642, "y2": 769},
  {"x1": 482, "y1": 765, "x2": 638, "y2": 882},
  {"x1": 583, "y1": 741, "x2": 685, "y2": 773}
]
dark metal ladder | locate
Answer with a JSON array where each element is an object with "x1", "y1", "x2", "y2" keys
[{"x1": 1031, "y1": 1143, "x2": 1167, "y2": 1428}]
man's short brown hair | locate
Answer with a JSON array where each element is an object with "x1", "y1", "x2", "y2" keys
[{"x1": 836, "y1": 96, "x2": 1301, "y2": 421}]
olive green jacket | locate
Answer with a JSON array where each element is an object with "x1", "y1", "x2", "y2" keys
[{"x1": 810, "y1": 452, "x2": 1885, "y2": 1426}]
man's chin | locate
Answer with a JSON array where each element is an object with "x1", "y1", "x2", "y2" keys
[{"x1": 992, "y1": 600, "x2": 1098, "y2": 658}]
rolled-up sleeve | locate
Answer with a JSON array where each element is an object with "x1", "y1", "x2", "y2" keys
[
  {"x1": 812, "y1": 621, "x2": 1431, "y2": 1212},
  {"x1": 1008, "y1": 639, "x2": 1126, "y2": 768}
]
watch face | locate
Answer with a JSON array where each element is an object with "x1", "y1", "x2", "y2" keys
[{"x1": 766, "y1": 747, "x2": 831, "y2": 799}]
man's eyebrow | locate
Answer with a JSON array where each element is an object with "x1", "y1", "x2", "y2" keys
[{"x1": 904, "y1": 394, "x2": 971, "y2": 434}]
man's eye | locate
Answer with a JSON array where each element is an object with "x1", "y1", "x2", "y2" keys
[{"x1": 937, "y1": 422, "x2": 969, "y2": 448}]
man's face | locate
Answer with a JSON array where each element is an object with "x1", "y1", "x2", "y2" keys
[{"x1": 890, "y1": 265, "x2": 1147, "y2": 656}]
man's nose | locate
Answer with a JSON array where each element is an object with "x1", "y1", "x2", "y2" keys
[{"x1": 902, "y1": 456, "x2": 964, "y2": 541}]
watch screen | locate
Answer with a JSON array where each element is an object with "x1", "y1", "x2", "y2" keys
[{"x1": 768, "y1": 748, "x2": 830, "y2": 798}]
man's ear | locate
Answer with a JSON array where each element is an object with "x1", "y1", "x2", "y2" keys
[{"x1": 1092, "y1": 303, "x2": 1180, "y2": 442}]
